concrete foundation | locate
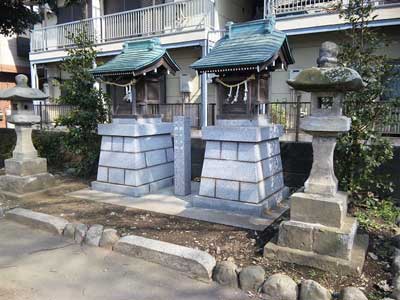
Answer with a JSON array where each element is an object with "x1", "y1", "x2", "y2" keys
[
  {"x1": 92, "y1": 117, "x2": 174, "y2": 197},
  {"x1": 194, "y1": 118, "x2": 287, "y2": 217}
]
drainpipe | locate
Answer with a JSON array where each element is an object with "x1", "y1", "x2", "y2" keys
[
  {"x1": 201, "y1": 42, "x2": 208, "y2": 128},
  {"x1": 30, "y1": 63, "x2": 38, "y2": 89}
]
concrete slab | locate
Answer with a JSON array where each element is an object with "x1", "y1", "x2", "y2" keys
[
  {"x1": 0, "y1": 219, "x2": 249, "y2": 300},
  {"x1": 68, "y1": 182, "x2": 289, "y2": 231}
]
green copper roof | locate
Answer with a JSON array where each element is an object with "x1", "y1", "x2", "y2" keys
[
  {"x1": 191, "y1": 18, "x2": 294, "y2": 73},
  {"x1": 92, "y1": 39, "x2": 180, "y2": 77}
]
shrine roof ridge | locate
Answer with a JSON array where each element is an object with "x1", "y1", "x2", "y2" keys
[
  {"x1": 91, "y1": 38, "x2": 180, "y2": 77},
  {"x1": 191, "y1": 18, "x2": 294, "y2": 73}
]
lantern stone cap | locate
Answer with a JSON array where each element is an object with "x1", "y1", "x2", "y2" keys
[
  {"x1": 287, "y1": 41, "x2": 365, "y2": 93},
  {"x1": 0, "y1": 74, "x2": 47, "y2": 101}
]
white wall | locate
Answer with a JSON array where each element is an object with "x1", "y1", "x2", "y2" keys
[
  {"x1": 0, "y1": 35, "x2": 29, "y2": 70},
  {"x1": 214, "y1": 0, "x2": 256, "y2": 30},
  {"x1": 166, "y1": 47, "x2": 201, "y2": 104},
  {"x1": 270, "y1": 27, "x2": 400, "y2": 103}
]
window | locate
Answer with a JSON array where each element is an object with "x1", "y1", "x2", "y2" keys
[
  {"x1": 382, "y1": 63, "x2": 400, "y2": 101},
  {"x1": 57, "y1": 4, "x2": 83, "y2": 24},
  {"x1": 103, "y1": 0, "x2": 165, "y2": 15}
]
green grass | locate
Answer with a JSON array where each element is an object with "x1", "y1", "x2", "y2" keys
[{"x1": 355, "y1": 199, "x2": 399, "y2": 231}]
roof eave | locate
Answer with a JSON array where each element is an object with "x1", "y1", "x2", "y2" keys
[{"x1": 93, "y1": 54, "x2": 179, "y2": 78}]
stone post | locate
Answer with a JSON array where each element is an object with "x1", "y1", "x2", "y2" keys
[
  {"x1": 173, "y1": 116, "x2": 191, "y2": 196},
  {"x1": 304, "y1": 135, "x2": 338, "y2": 196}
]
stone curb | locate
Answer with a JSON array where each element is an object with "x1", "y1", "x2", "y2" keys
[
  {"x1": 114, "y1": 235, "x2": 216, "y2": 280},
  {"x1": 212, "y1": 260, "x2": 369, "y2": 299},
  {"x1": 6, "y1": 208, "x2": 69, "y2": 235},
  {"x1": 4, "y1": 208, "x2": 216, "y2": 282},
  {"x1": 2, "y1": 207, "x2": 374, "y2": 298}
]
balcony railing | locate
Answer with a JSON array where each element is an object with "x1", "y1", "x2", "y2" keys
[
  {"x1": 272, "y1": 0, "x2": 400, "y2": 16},
  {"x1": 31, "y1": 0, "x2": 215, "y2": 53}
]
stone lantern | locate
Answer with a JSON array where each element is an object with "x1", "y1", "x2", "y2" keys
[
  {"x1": 0, "y1": 74, "x2": 55, "y2": 198},
  {"x1": 264, "y1": 42, "x2": 368, "y2": 274}
]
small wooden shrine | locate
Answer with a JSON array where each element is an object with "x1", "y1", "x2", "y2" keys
[
  {"x1": 90, "y1": 39, "x2": 180, "y2": 197},
  {"x1": 92, "y1": 39, "x2": 180, "y2": 117},
  {"x1": 191, "y1": 17, "x2": 294, "y2": 119},
  {"x1": 189, "y1": 18, "x2": 295, "y2": 220}
]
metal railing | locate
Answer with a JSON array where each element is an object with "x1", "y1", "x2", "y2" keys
[
  {"x1": 264, "y1": 101, "x2": 312, "y2": 130},
  {"x1": 33, "y1": 102, "x2": 400, "y2": 136},
  {"x1": 31, "y1": 0, "x2": 215, "y2": 52},
  {"x1": 271, "y1": 0, "x2": 400, "y2": 16},
  {"x1": 146, "y1": 103, "x2": 216, "y2": 128},
  {"x1": 33, "y1": 103, "x2": 76, "y2": 129},
  {"x1": 375, "y1": 104, "x2": 400, "y2": 136},
  {"x1": 33, "y1": 103, "x2": 216, "y2": 129}
]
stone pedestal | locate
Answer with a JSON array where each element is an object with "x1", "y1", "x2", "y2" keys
[
  {"x1": 0, "y1": 173, "x2": 55, "y2": 198},
  {"x1": 193, "y1": 117, "x2": 288, "y2": 217},
  {"x1": 0, "y1": 125, "x2": 55, "y2": 198},
  {"x1": 264, "y1": 191, "x2": 368, "y2": 274},
  {"x1": 91, "y1": 117, "x2": 174, "y2": 197}
]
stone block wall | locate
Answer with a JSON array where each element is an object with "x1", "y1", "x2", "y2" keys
[
  {"x1": 198, "y1": 138, "x2": 285, "y2": 209},
  {"x1": 94, "y1": 134, "x2": 174, "y2": 196}
]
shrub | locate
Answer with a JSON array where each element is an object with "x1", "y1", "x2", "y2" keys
[
  {"x1": 56, "y1": 30, "x2": 110, "y2": 178},
  {"x1": 334, "y1": 0, "x2": 400, "y2": 206}
]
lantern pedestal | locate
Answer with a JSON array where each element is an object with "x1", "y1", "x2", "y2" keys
[
  {"x1": 91, "y1": 117, "x2": 174, "y2": 197},
  {"x1": 0, "y1": 125, "x2": 56, "y2": 199},
  {"x1": 193, "y1": 118, "x2": 288, "y2": 217},
  {"x1": 264, "y1": 229, "x2": 369, "y2": 275},
  {"x1": 264, "y1": 191, "x2": 369, "y2": 275},
  {"x1": 0, "y1": 173, "x2": 55, "y2": 200}
]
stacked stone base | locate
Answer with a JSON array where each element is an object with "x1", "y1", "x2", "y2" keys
[
  {"x1": 5, "y1": 157, "x2": 47, "y2": 176},
  {"x1": 194, "y1": 119, "x2": 287, "y2": 217},
  {"x1": 92, "y1": 118, "x2": 174, "y2": 197},
  {"x1": 0, "y1": 173, "x2": 55, "y2": 199},
  {"x1": 264, "y1": 234, "x2": 369, "y2": 275},
  {"x1": 0, "y1": 156, "x2": 55, "y2": 199},
  {"x1": 264, "y1": 191, "x2": 369, "y2": 274}
]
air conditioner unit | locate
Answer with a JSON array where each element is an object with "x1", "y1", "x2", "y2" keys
[{"x1": 180, "y1": 74, "x2": 192, "y2": 94}]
